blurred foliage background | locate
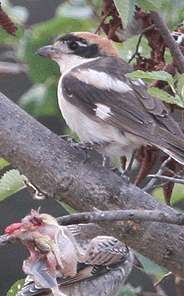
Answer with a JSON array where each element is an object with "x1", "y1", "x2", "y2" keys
[{"x1": 1, "y1": 0, "x2": 184, "y2": 295}]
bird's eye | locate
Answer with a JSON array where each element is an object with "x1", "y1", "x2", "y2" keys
[{"x1": 69, "y1": 41, "x2": 79, "y2": 50}]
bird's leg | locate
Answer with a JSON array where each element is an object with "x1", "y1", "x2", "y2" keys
[
  {"x1": 110, "y1": 157, "x2": 129, "y2": 182},
  {"x1": 72, "y1": 141, "x2": 95, "y2": 151},
  {"x1": 111, "y1": 150, "x2": 137, "y2": 182},
  {"x1": 122, "y1": 149, "x2": 137, "y2": 178},
  {"x1": 70, "y1": 142, "x2": 95, "y2": 163}
]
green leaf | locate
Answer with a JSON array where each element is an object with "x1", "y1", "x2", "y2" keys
[
  {"x1": 58, "y1": 201, "x2": 77, "y2": 214},
  {"x1": 0, "y1": 158, "x2": 10, "y2": 170},
  {"x1": 126, "y1": 70, "x2": 175, "y2": 92},
  {"x1": 0, "y1": 169, "x2": 27, "y2": 201},
  {"x1": 164, "y1": 48, "x2": 173, "y2": 64},
  {"x1": 148, "y1": 87, "x2": 184, "y2": 108},
  {"x1": 64, "y1": 126, "x2": 80, "y2": 142},
  {"x1": 154, "y1": 183, "x2": 184, "y2": 204},
  {"x1": 177, "y1": 73, "x2": 184, "y2": 100},
  {"x1": 6, "y1": 279, "x2": 25, "y2": 296},
  {"x1": 56, "y1": 0, "x2": 93, "y2": 20},
  {"x1": 19, "y1": 78, "x2": 59, "y2": 117},
  {"x1": 32, "y1": 17, "x2": 92, "y2": 41},
  {"x1": 118, "y1": 284, "x2": 140, "y2": 295},
  {"x1": 18, "y1": 33, "x2": 59, "y2": 84},
  {"x1": 19, "y1": 83, "x2": 47, "y2": 115},
  {"x1": 135, "y1": 252, "x2": 167, "y2": 275},
  {"x1": 137, "y1": 0, "x2": 163, "y2": 11},
  {"x1": 114, "y1": 0, "x2": 136, "y2": 28},
  {"x1": 119, "y1": 36, "x2": 150, "y2": 61}
]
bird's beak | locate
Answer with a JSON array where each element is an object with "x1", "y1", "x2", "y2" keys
[{"x1": 36, "y1": 45, "x2": 59, "y2": 59}]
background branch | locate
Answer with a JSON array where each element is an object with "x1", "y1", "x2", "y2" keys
[
  {"x1": 148, "y1": 174, "x2": 184, "y2": 184},
  {"x1": 143, "y1": 157, "x2": 172, "y2": 192},
  {"x1": 151, "y1": 11, "x2": 184, "y2": 73},
  {"x1": 0, "y1": 61, "x2": 28, "y2": 75},
  {"x1": 1, "y1": 92, "x2": 184, "y2": 277}
]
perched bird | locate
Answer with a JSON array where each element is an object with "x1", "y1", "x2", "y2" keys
[
  {"x1": 4, "y1": 211, "x2": 134, "y2": 296},
  {"x1": 36, "y1": 32, "x2": 184, "y2": 166}
]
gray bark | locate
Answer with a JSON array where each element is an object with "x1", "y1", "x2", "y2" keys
[{"x1": 0, "y1": 92, "x2": 184, "y2": 277}]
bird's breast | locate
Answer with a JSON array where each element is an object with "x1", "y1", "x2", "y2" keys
[{"x1": 57, "y1": 77, "x2": 146, "y2": 157}]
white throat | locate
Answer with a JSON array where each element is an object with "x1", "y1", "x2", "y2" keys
[{"x1": 53, "y1": 54, "x2": 99, "y2": 75}]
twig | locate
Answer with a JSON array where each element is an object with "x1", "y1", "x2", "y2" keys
[
  {"x1": 151, "y1": 12, "x2": 184, "y2": 73},
  {"x1": 153, "y1": 272, "x2": 173, "y2": 287},
  {"x1": 148, "y1": 174, "x2": 184, "y2": 184},
  {"x1": 0, "y1": 234, "x2": 10, "y2": 246},
  {"x1": 143, "y1": 157, "x2": 172, "y2": 192},
  {"x1": 56, "y1": 209, "x2": 184, "y2": 226},
  {"x1": 129, "y1": 24, "x2": 155, "y2": 63},
  {"x1": 146, "y1": 180, "x2": 172, "y2": 191},
  {"x1": 95, "y1": 14, "x2": 108, "y2": 34},
  {"x1": 149, "y1": 274, "x2": 168, "y2": 296}
]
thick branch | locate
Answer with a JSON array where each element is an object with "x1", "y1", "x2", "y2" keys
[
  {"x1": 151, "y1": 11, "x2": 184, "y2": 73},
  {"x1": 1, "y1": 92, "x2": 184, "y2": 277}
]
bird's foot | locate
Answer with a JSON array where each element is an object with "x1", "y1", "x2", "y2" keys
[
  {"x1": 121, "y1": 169, "x2": 131, "y2": 183},
  {"x1": 111, "y1": 167, "x2": 130, "y2": 183},
  {"x1": 72, "y1": 142, "x2": 95, "y2": 151}
]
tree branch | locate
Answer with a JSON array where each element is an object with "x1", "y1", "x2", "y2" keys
[
  {"x1": 56, "y1": 209, "x2": 184, "y2": 226},
  {"x1": 143, "y1": 157, "x2": 172, "y2": 192},
  {"x1": 1, "y1": 92, "x2": 184, "y2": 277},
  {"x1": 151, "y1": 11, "x2": 184, "y2": 73},
  {"x1": 148, "y1": 174, "x2": 184, "y2": 184},
  {"x1": 0, "y1": 61, "x2": 27, "y2": 75}
]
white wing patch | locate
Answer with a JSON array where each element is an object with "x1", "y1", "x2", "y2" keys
[
  {"x1": 72, "y1": 69, "x2": 132, "y2": 93},
  {"x1": 94, "y1": 103, "x2": 112, "y2": 120},
  {"x1": 131, "y1": 78, "x2": 145, "y2": 86}
]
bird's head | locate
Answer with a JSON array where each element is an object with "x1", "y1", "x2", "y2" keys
[
  {"x1": 36, "y1": 32, "x2": 119, "y2": 73},
  {"x1": 5, "y1": 210, "x2": 59, "y2": 235},
  {"x1": 21, "y1": 209, "x2": 59, "y2": 229}
]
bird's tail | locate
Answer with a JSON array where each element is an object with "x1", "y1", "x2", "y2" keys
[{"x1": 155, "y1": 124, "x2": 184, "y2": 166}]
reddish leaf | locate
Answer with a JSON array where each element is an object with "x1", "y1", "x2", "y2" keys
[
  {"x1": 135, "y1": 146, "x2": 158, "y2": 186},
  {"x1": 160, "y1": 156, "x2": 177, "y2": 206},
  {"x1": 0, "y1": 3, "x2": 17, "y2": 35},
  {"x1": 96, "y1": 0, "x2": 123, "y2": 42}
]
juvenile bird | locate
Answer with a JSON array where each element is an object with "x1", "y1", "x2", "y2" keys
[
  {"x1": 37, "y1": 32, "x2": 184, "y2": 166},
  {"x1": 4, "y1": 210, "x2": 134, "y2": 296}
]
